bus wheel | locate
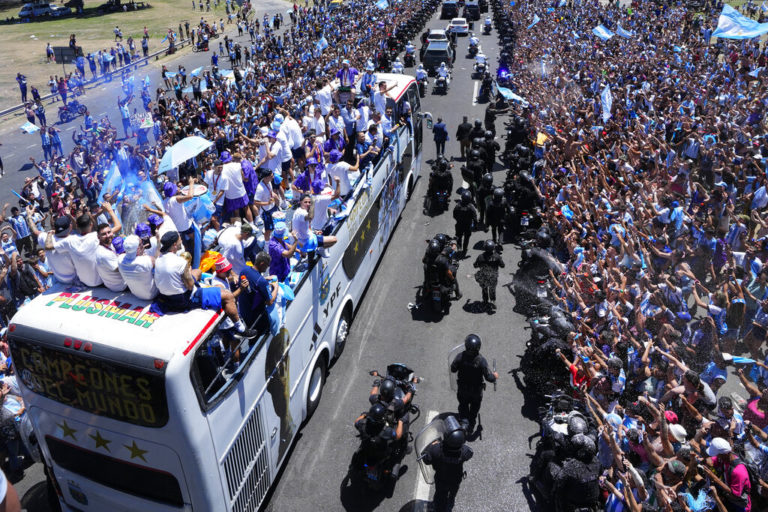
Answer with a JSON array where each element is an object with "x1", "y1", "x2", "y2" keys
[
  {"x1": 306, "y1": 354, "x2": 327, "y2": 418},
  {"x1": 407, "y1": 176, "x2": 414, "y2": 200},
  {"x1": 334, "y1": 308, "x2": 351, "y2": 359}
]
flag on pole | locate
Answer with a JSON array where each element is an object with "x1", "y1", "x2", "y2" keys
[
  {"x1": 527, "y1": 14, "x2": 540, "y2": 29},
  {"x1": 601, "y1": 84, "x2": 613, "y2": 123},
  {"x1": 592, "y1": 24, "x2": 614, "y2": 40}
]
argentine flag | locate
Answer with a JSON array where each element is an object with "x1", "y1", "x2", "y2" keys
[
  {"x1": 593, "y1": 24, "x2": 614, "y2": 40},
  {"x1": 375, "y1": 0, "x2": 388, "y2": 9},
  {"x1": 601, "y1": 84, "x2": 613, "y2": 123},
  {"x1": 527, "y1": 14, "x2": 540, "y2": 29},
  {"x1": 616, "y1": 24, "x2": 633, "y2": 38}
]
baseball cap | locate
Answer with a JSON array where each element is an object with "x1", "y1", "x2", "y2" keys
[
  {"x1": 54, "y1": 216, "x2": 71, "y2": 235},
  {"x1": 707, "y1": 437, "x2": 732, "y2": 457},
  {"x1": 147, "y1": 214, "x2": 164, "y2": 227},
  {"x1": 122, "y1": 235, "x2": 140, "y2": 261},
  {"x1": 215, "y1": 256, "x2": 232, "y2": 273},
  {"x1": 112, "y1": 236, "x2": 125, "y2": 255},
  {"x1": 664, "y1": 410, "x2": 679, "y2": 424},
  {"x1": 160, "y1": 231, "x2": 180, "y2": 252},
  {"x1": 267, "y1": 130, "x2": 278, "y2": 139},
  {"x1": 666, "y1": 459, "x2": 687, "y2": 477}
]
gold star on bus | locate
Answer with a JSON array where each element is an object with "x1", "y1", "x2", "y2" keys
[
  {"x1": 124, "y1": 441, "x2": 148, "y2": 462},
  {"x1": 90, "y1": 431, "x2": 112, "y2": 452},
  {"x1": 361, "y1": 230, "x2": 366, "y2": 241},
  {"x1": 57, "y1": 420, "x2": 77, "y2": 441},
  {"x1": 354, "y1": 241, "x2": 359, "y2": 254},
  {"x1": 367, "y1": 219, "x2": 372, "y2": 230}
]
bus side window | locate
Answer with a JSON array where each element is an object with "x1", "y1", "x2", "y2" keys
[{"x1": 405, "y1": 84, "x2": 422, "y2": 153}]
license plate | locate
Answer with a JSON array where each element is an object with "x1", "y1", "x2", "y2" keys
[
  {"x1": 433, "y1": 291, "x2": 442, "y2": 301},
  {"x1": 367, "y1": 468, "x2": 379, "y2": 481},
  {"x1": 537, "y1": 288, "x2": 547, "y2": 298},
  {"x1": 521, "y1": 217, "x2": 529, "y2": 226}
]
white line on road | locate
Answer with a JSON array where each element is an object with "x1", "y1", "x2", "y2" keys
[
  {"x1": 413, "y1": 409, "x2": 438, "y2": 502},
  {"x1": 5, "y1": 154, "x2": 14, "y2": 159},
  {"x1": 472, "y1": 81, "x2": 479, "y2": 106},
  {"x1": 66, "y1": 126, "x2": 76, "y2": 131},
  {"x1": 26, "y1": 144, "x2": 36, "y2": 149}
]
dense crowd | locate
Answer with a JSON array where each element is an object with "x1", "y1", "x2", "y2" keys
[{"x1": 500, "y1": 0, "x2": 768, "y2": 509}]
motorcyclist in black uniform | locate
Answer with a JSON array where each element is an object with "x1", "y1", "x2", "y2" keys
[
  {"x1": 452, "y1": 191, "x2": 477, "y2": 256},
  {"x1": 434, "y1": 234, "x2": 462, "y2": 299},
  {"x1": 450, "y1": 334, "x2": 498, "y2": 433},
  {"x1": 485, "y1": 187, "x2": 508, "y2": 244},
  {"x1": 423, "y1": 239, "x2": 456, "y2": 301},
  {"x1": 427, "y1": 157, "x2": 454, "y2": 211},
  {"x1": 476, "y1": 173, "x2": 494, "y2": 230},
  {"x1": 549, "y1": 433, "x2": 600, "y2": 512},
  {"x1": 353, "y1": 403, "x2": 404, "y2": 469},
  {"x1": 422, "y1": 415, "x2": 474, "y2": 512},
  {"x1": 473, "y1": 239, "x2": 505, "y2": 307},
  {"x1": 480, "y1": 130, "x2": 500, "y2": 173}
]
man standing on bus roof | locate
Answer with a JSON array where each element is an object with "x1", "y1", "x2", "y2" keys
[
  {"x1": 152, "y1": 231, "x2": 258, "y2": 339},
  {"x1": 373, "y1": 80, "x2": 397, "y2": 116},
  {"x1": 27, "y1": 212, "x2": 76, "y2": 285}
]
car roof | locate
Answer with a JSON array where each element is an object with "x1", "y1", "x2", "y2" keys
[
  {"x1": 451, "y1": 17, "x2": 467, "y2": 22},
  {"x1": 426, "y1": 41, "x2": 451, "y2": 50},
  {"x1": 429, "y1": 29, "x2": 448, "y2": 35},
  {"x1": 444, "y1": 0, "x2": 457, "y2": 4}
]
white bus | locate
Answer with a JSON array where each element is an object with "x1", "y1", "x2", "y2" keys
[{"x1": 7, "y1": 73, "x2": 423, "y2": 512}]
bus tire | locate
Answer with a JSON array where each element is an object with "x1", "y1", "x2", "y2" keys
[
  {"x1": 407, "y1": 175, "x2": 414, "y2": 200},
  {"x1": 306, "y1": 354, "x2": 327, "y2": 419},
  {"x1": 334, "y1": 306, "x2": 352, "y2": 359}
]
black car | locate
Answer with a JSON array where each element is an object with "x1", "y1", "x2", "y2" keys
[
  {"x1": 463, "y1": 1, "x2": 480, "y2": 21},
  {"x1": 441, "y1": 0, "x2": 459, "y2": 19},
  {"x1": 422, "y1": 41, "x2": 455, "y2": 75}
]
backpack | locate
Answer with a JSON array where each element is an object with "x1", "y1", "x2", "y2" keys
[{"x1": 723, "y1": 456, "x2": 754, "y2": 508}]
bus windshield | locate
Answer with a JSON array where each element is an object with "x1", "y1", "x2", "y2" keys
[{"x1": 12, "y1": 337, "x2": 169, "y2": 428}]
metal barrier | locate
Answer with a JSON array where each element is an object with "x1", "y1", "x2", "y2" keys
[{"x1": 0, "y1": 36, "x2": 193, "y2": 119}]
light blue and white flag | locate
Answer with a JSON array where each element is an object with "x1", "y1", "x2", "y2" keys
[
  {"x1": 316, "y1": 36, "x2": 329, "y2": 50},
  {"x1": 712, "y1": 4, "x2": 768, "y2": 39},
  {"x1": 527, "y1": 14, "x2": 540, "y2": 29},
  {"x1": 749, "y1": 67, "x2": 764, "y2": 77},
  {"x1": 558, "y1": 0, "x2": 566, "y2": 6},
  {"x1": 572, "y1": 30, "x2": 580, "y2": 39},
  {"x1": 601, "y1": 84, "x2": 613, "y2": 123},
  {"x1": 497, "y1": 86, "x2": 529, "y2": 107},
  {"x1": 616, "y1": 24, "x2": 633, "y2": 38},
  {"x1": 190, "y1": 66, "x2": 204, "y2": 77},
  {"x1": 20, "y1": 122, "x2": 40, "y2": 134},
  {"x1": 375, "y1": 0, "x2": 388, "y2": 9},
  {"x1": 762, "y1": 1, "x2": 768, "y2": 12},
  {"x1": 593, "y1": 24, "x2": 614, "y2": 40}
]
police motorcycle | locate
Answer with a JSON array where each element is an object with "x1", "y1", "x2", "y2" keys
[
  {"x1": 404, "y1": 41, "x2": 416, "y2": 67},
  {"x1": 434, "y1": 63, "x2": 451, "y2": 95},
  {"x1": 416, "y1": 64, "x2": 428, "y2": 97},
  {"x1": 483, "y1": 17, "x2": 492, "y2": 34},
  {"x1": 391, "y1": 57, "x2": 405, "y2": 74},
  {"x1": 477, "y1": 72, "x2": 493, "y2": 102},
  {"x1": 468, "y1": 33, "x2": 480, "y2": 57},
  {"x1": 528, "y1": 392, "x2": 601, "y2": 512},
  {"x1": 472, "y1": 53, "x2": 487, "y2": 79},
  {"x1": 513, "y1": 228, "x2": 564, "y2": 316},
  {"x1": 425, "y1": 157, "x2": 454, "y2": 214},
  {"x1": 349, "y1": 364, "x2": 421, "y2": 490},
  {"x1": 422, "y1": 234, "x2": 460, "y2": 314}
]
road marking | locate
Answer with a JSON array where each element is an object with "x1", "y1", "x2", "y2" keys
[
  {"x1": 413, "y1": 409, "x2": 438, "y2": 502},
  {"x1": 5, "y1": 154, "x2": 14, "y2": 158},
  {"x1": 472, "y1": 81, "x2": 479, "y2": 106},
  {"x1": 26, "y1": 144, "x2": 36, "y2": 149},
  {"x1": 66, "y1": 126, "x2": 76, "y2": 131}
]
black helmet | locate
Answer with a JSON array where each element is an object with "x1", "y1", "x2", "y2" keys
[
  {"x1": 434, "y1": 233, "x2": 449, "y2": 248},
  {"x1": 484, "y1": 130, "x2": 493, "y2": 140},
  {"x1": 483, "y1": 239, "x2": 496, "y2": 253},
  {"x1": 482, "y1": 173, "x2": 493, "y2": 186},
  {"x1": 460, "y1": 190, "x2": 472, "y2": 205},
  {"x1": 536, "y1": 230, "x2": 551, "y2": 249},
  {"x1": 427, "y1": 239, "x2": 441, "y2": 256},
  {"x1": 570, "y1": 433, "x2": 596, "y2": 462},
  {"x1": 469, "y1": 149, "x2": 482, "y2": 160},
  {"x1": 474, "y1": 119, "x2": 482, "y2": 128},
  {"x1": 443, "y1": 415, "x2": 466, "y2": 449},
  {"x1": 492, "y1": 187, "x2": 504, "y2": 202},
  {"x1": 464, "y1": 333, "x2": 482, "y2": 353},
  {"x1": 368, "y1": 403, "x2": 387, "y2": 423},
  {"x1": 567, "y1": 415, "x2": 588, "y2": 437},
  {"x1": 472, "y1": 137, "x2": 484, "y2": 148},
  {"x1": 379, "y1": 378, "x2": 396, "y2": 402}
]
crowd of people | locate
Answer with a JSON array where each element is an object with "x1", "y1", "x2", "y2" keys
[{"x1": 497, "y1": 0, "x2": 768, "y2": 509}]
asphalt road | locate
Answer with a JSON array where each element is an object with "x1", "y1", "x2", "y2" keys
[
  {"x1": 264, "y1": 15, "x2": 540, "y2": 512},
  {"x1": 0, "y1": 0, "x2": 288, "y2": 211}
]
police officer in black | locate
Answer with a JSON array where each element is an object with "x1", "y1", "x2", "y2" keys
[
  {"x1": 473, "y1": 240, "x2": 505, "y2": 307},
  {"x1": 423, "y1": 239, "x2": 456, "y2": 298},
  {"x1": 450, "y1": 334, "x2": 498, "y2": 433},
  {"x1": 461, "y1": 148, "x2": 484, "y2": 197},
  {"x1": 469, "y1": 119, "x2": 485, "y2": 141},
  {"x1": 549, "y1": 434, "x2": 601, "y2": 512},
  {"x1": 485, "y1": 187, "x2": 508, "y2": 244},
  {"x1": 422, "y1": 415, "x2": 474, "y2": 512},
  {"x1": 480, "y1": 131, "x2": 500, "y2": 173},
  {"x1": 452, "y1": 191, "x2": 477, "y2": 256},
  {"x1": 484, "y1": 97, "x2": 508, "y2": 137},
  {"x1": 353, "y1": 403, "x2": 404, "y2": 468},
  {"x1": 427, "y1": 157, "x2": 454, "y2": 209},
  {"x1": 476, "y1": 173, "x2": 493, "y2": 230}
]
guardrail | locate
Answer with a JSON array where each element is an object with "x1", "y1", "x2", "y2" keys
[{"x1": 0, "y1": 36, "x2": 194, "y2": 120}]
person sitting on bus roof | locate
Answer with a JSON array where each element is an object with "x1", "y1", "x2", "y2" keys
[
  {"x1": 118, "y1": 234, "x2": 157, "y2": 300},
  {"x1": 46, "y1": 203, "x2": 121, "y2": 288},
  {"x1": 205, "y1": 256, "x2": 245, "y2": 363},
  {"x1": 95, "y1": 223, "x2": 128, "y2": 293},
  {"x1": 355, "y1": 130, "x2": 379, "y2": 172},
  {"x1": 218, "y1": 222, "x2": 258, "y2": 276},
  {"x1": 292, "y1": 193, "x2": 339, "y2": 259},
  {"x1": 238, "y1": 251, "x2": 278, "y2": 333},
  {"x1": 152, "y1": 231, "x2": 258, "y2": 339},
  {"x1": 268, "y1": 222, "x2": 299, "y2": 283}
]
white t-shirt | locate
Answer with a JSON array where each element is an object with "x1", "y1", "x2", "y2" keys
[
  {"x1": 218, "y1": 227, "x2": 249, "y2": 275},
  {"x1": 307, "y1": 116, "x2": 326, "y2": 142},
  {"x1": 373, "y1": 91, "x2": 388, "y2": 115},
  {"x1": 221, "y1": 162, "x2": 247, "y2": 200},
  {"x1": 254, "y1": 180, "x2": 273, "y2": 214},
  {"x1": 355, "y1": 105, "x2": 370, "y2": 132},
  {"x1": 118, "y1": 254, "x2": 157, "y2": 300},
  {"x1": 164, "y1": 196, "x2": 192, "y2": 232},
  {"x1": 56, "y1": 232, "x2": 102, "y2": 287},
  {"x1": 327, "y1": 161, "x2": 355, "y2": 195},
  {"x1": 311, "y1": 190, "x2": 335, "y2": 231},
  {"x1": 263, "y1": 141, "x2": 282, "y2": 171},
  {"x1": 95, "y1": 245, "x2": 127, "y2": 292},
  {"x1": 156, "y1": 214, "x2": 178, "y2": 239},
  {"x1": 292, "y1": 207, "x2": 312, "y2": 243},
  {"x1": 316, "y1": 85, "x2": 333, "y2": 115},
  {"x1": 38, "y1": 232, "x2": 77, "y2": 284},
  {"x1": 204, "y1": 169, "x2": 226, "y2": 207},
  {"x1": 283, "y1": 117, "x2": 304, "y2": 149},
  {"x1": 154, "y1": 252, "x2": 188, "y2": 296},
  {"x1": 276, "y1": 131, "x2": 292, "y2": 163}
]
